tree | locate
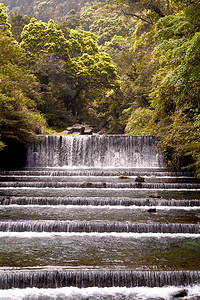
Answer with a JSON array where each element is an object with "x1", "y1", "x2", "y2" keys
[
  {"x1": 20, "y1": 17, "x2": 119, "y2": 129},
  {"x1": 149, "y1": 4, "x2": 200, "y2": 175},
  {"x1": 124, "y1": 0, "x2": 200, "y2": 176},
  {"x1": 58, "y1": 9, "x2": 81, "y2": 29},
  {"x1": 0, "y1": 0, "x2": 34, "y2": 17},
  {"x1": 0, "y1": 0, "x2": 98, "y2": 23},
  {"x1": 70, "y1": 51, "x2": 119, "y2": 119},
  {"x1": 21, "y1": 18, "x2": 71, "y2": 62},
  {"x1": 0, "y1": 94, "x2": 45, "y2": 145},
  {"x1": 114, "y1": 0, "x2": 169, "y2": 24},
  {"x1": 80, "y1": 2, "x2": 138, "y2": 132},
  {"x1": 0, "y1": 3, "x2": 11, "y2": 35},
  {"x1": 0, "y1": 6, "x2": 46, "y2": 150},
  {"x1": 9, "y1": 14, "x2": 31, "y2": 42},
  {"x1": 34, "y1": 53, "x2": 76, "y2": 128}
]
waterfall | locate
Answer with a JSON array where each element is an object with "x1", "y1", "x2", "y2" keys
[
  {"x1": 0, "y1": 270, "x2": 199, "y2": 289},
  {"x1": 1, "y1": 181, "x2": 200, "y2": 189},
  {"x1": 26, "y1": 135, "x2": 165, "y2": 168},
  {"x1": 1, "y1": 170, "x2": 191, "y2": 176},
  {"x1": 0, "y1": 134, "x2": 200, "y2": 297},
  {"x1": 0, "y1": 221, "x2": 199, "y2": 233},
  {"x1": 1, "y1": 196, "x2": 200, "y2": 206}
]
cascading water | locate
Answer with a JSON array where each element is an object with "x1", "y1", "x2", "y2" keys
[
  {"x1": 26, "y1": 135, "x2": 165, "y2": 168},
  {"x1": 0, "y1": 220, "x2": 199, "y2": 233},
  {"x1": 0, "y1": 270, "x2": 199, "y2": 289},
  {"x1": 0, "y1": 134, "x2": 200, "y2": 300}
]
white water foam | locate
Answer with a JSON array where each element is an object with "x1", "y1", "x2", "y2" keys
[
  {"x1": 1, "y1": 204, "x2": 200, "y2": 210},
  {"x1": 0, "y1": 285, "x2": 200, "y2": 300},
  {"x1": 1, "y1": 187, "x2": 200, "y2": 191},
  {"x1": 0, "y1": 232, "x2": 199, "y2": 238}
]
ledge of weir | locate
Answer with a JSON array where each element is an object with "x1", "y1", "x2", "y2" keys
[{"x1": 0, "y1": 266, "x2": 200, "y2": 272}]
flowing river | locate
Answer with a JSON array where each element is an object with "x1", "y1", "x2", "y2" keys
[{"x1": 0, "y1": 135, "x2": 199, "y2": 299}]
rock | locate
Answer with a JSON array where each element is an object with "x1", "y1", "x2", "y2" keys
[
  {"x1": 172, "y1": 289, "x2": 188, "y2": 298},
  {"x1": 83, "y1": 124, "x2": 93, "y2": 135},
  {"x1": 119, "y1": 175, "x2": 128, "y2": 179},
  {"x1": 66, "y1": 124, "x2": 93, "y2": 135},
  {"x1": 67, "y1": 123, "x2": 85, "y2": 134},
  {"x1": 73, "y1": 131, "x2": 83, "y2": 135},
  {"x1": 86, "y1": 182, "x2": 93, "y2": 188},
  {"x1": 96, "y1": 130, "x2": 107, "y2": 135},
  {"x1": 135, "y1": 176, "x2": 145, "y2": 182},
  {"x1": 61, "y1": 130, "x2": 70, "y2": 135},
  {"x1": 149, "y1": 193, "x2": 161, "y2": 198},
  {"x1": 66, "y1": 127, "x2": 73, "y2": 132},
  {"x1": 147, "y1": 208, "x2": 157, "y2": 213}
]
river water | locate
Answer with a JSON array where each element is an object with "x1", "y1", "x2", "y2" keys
[{"x1": 0, "y1": 135, "x2": 199, "y2": 299}]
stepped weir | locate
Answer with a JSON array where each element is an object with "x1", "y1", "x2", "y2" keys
[{"x1": 0, "y1": 134, "x2": 200, "y2": 299}]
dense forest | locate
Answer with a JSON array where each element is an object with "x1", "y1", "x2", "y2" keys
[{"x1": 0, "y1": 0, "x2": 199, "y2": 176}]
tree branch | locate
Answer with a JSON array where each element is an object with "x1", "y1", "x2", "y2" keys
[{"x1": 120, "y1": 7, "x2": 154, "y2": 24}]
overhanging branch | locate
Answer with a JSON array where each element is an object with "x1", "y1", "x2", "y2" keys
[{"x1": 121, "y1": 7, "x2": 154, "y2": 24}]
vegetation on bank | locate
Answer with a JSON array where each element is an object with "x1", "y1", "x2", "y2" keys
[
  {"x1": 0, "y1": 5, "x2": 47, "y2": 152},
  {"x1": 120, "y1": 0, "x2": 200, "y2": 176},
  {"x1": 0, "y1": 0, "x2": 199, "y2": 177}
]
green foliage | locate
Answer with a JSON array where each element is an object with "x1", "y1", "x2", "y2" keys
[
  {"x1": 0, "y1": 7, "x2": 46, "y2": 149},
  {"x1": 20, "y1": 16, "x2": 119, "y2": 130},
  {"x1": 0, "y1": 0, "x2": 35, "y2": 18},
  {"x1": 149, "y1": 4, "x2": 200, "y2": 175},
  {"x1": 151, "y1": 11, "x2": 200, "y2": 111},
  {"x1": 0, "y1": 0, "x2": 98, "y2": 23},
  {"x1": 1, "y1": 1, "x2": 134, "y2": 133},
  {"x1": 80, "y1": 2, "x2": 137, "y2": 132},
  {"x1": 33, "y1": 53, "x2": 76, "y2": 129},
  {"x1": 59, "y1": 9, "x2": 81, "y2": 30},
  {"x1": 155, "y1": 112, "x2": 200, "y2": 177},
  {"x1": 0, "y1": 93, "x2": 45, "y2": 143},
  {"x1": 81, "y1": 3, "x2": 135, "y2": 50},
  {"x1": 9, "y1": 14, "x2": 31, "y2": 42},
  {"x1": 120, "y1": 19, "x2": 158, "y2": 132},
  {"x1": 115, "y1": 0, "x2": 170, "y2": 24},
  {"x1": 89, "y1": 16, "x2": 128, "y2": 45},
  {"x1": 0, "y1": 3, "x2": 11, "y2": 35},
  {"x1": 0, "y1": 29, "x2": 40, "y2": 105},
  {"x1": 0, "y1": 140, "x2": 5, "y2": 151},
  {"x1": 125, "y1": 108, "x2": 155, "y2": 134},
  {"x1": 1, "y1": 0, "x2": 199, "y2": 177},
  {"x1": 119, "y1": 0, "x2": 200, "y2": 176},
  {"x1": 68, "y1": 29, "x2": 99, "y2": 57},
  {"x1": 21, "y1": 18, "x2": 71, "y2": 62},
  {"x1": 69, "y1": 51, "x2": 119, "y2": 119}
]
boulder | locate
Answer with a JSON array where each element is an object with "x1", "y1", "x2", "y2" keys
[
  {"x1": 66, "y1": 124, "x2": 93, "y2": 135},
  {"x1": 119, "y1": 175, "x2": 128, "y2": 179},
  {"x1": 149, "y1": 193, "x2": 161, "y2": 198},
  {"x1": 96, "y1": 130, "x2": 107, "y2": 135},
  {"x1": 67, "y1": 123, "x2": 85, "y2": 134},
  {"x1": 83, "y1": 124, "x2": 93, "y2": 135},
  {"x1": 135, "y1": 176, "x2": 145, "y2": 182},
  {"x1": 172, "y1": 289, "x2": 188, "y2": 298},
  {"x1": 86, "y1": 182, "x2": 93, "y2": 188},
  {"x1": 147, "y1": 208, "x2": 157, "y2": 213}
]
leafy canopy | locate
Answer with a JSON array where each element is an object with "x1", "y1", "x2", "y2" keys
[
  {"x1": 0, "y1": 6, "x2": 46, "y2": 149},
  {"x1": 21, "y1": 18, "x2": 71, "y2": 62},
  {"x1": 20, "y1": 17, "x2": 119, "y2": 129}
]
